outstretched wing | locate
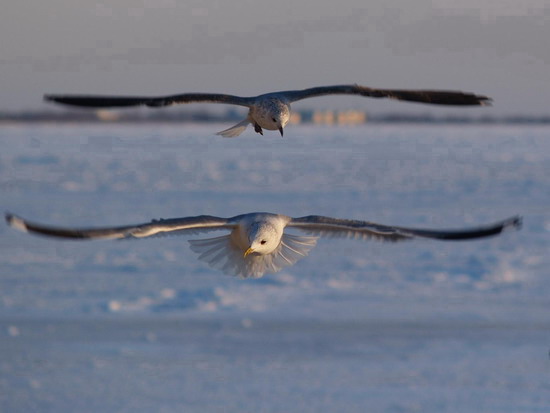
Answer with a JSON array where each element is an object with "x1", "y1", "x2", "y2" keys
[
  {"x1": 44, "y1": 93, "x2": 254, "y2": 108},
  {"x1": 288, "y1": 215, "x2": 521, "y2": 242},
  {"x1": 5, "y1": 213, "x2": 234, "y2": 240},
  {"x1": 279, "y1": 85, "x2": 491, "y2": 106}
]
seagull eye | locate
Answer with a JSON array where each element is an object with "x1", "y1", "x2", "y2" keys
[{"x1": 260, "y1": 240, "x2": 267, "y2": 245}]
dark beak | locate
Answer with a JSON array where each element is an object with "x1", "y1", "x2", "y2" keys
[{"x1": 278, "y1": 127, "x2": 284, "y2": 137}]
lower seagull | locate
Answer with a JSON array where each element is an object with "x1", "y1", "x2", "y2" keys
[{"x1": 5, "y1": 212, "x2": 520, "y2": 278}]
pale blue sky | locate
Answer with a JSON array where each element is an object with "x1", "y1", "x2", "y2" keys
[{"x1": 2, "y1": 0, "x2": 549, "y2": 115}]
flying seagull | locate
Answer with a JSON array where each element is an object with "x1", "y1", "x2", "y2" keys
[
  {"x1": 44, "y1": 84, "x2": 491, "y2": 137},
  {"x1": 6, "y1": 212, "x2": 519, "y2": 278}
]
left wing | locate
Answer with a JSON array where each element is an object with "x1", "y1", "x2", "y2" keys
[
  {"x1": 288, "y1": 215, "x2": 521, "y2": 242},
  {"x1": 44, "y1": 93, "x2": 254, "y2": 108},
  {"x1": 5, "y1": 213, "x2": 234, "y2": 240},
  {"x1": 280, "y1": 84, "x2": 491, "y2": 106}
]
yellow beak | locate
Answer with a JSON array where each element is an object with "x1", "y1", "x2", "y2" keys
[{"x1": 244, "y1": 247, "x2": 254, "y2": 258}]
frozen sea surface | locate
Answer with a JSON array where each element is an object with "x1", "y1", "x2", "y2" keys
[{"x1": 1, "y1": 123, "x2": 549, "y2": 412}]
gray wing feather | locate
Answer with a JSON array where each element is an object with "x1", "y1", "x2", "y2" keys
[
  {"x1": 280, "y1": 85, "x2": 491, "y2": 106},
  {"x1": 44, "y1": 93, "x2": 254, "y2": 108},
  {"x1": 288, "y1": 215, "x2": 521, "y2": 242},
  {"x1": 5, "y1": 213, "x2": 233, "y2": 240}
]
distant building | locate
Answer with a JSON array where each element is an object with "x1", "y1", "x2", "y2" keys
[
  {"x1": 312, "y1": 110, "x2": 366, "y2": 125},
  {"x1": 95, "y1": 110, "x2": 121, "y2": 122},
  {"x1": 336, "y1": 110, "x2": 367, "y2": 124},
  {"x1": 289, "y1": 111, "x2": 301, "y2": 124}
]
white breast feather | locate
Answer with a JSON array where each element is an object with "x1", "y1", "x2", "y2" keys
[{"x1": 188, "y1": 233, "x2": 317, "y2": 278}]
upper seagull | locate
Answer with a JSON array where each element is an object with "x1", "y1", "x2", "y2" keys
[
  {"x1": 44, "y1": 84, "x2": 491, "y2": 137},
  {"x1": 6, "y1": 212, "x2": 519, "y2": 279}
]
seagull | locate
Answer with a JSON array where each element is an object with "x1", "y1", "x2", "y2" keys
[
  {"x1": 5, "y1": 212, "x2": 520, "y2": 278},
  {"x1": 44, "y1": 84, "x2": 491, "y2": 137}
]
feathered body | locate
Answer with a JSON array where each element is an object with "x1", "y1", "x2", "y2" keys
[
  {"x1": 44, "y1": 84, "x2": 491, "y2": 137},
  {"x1": 5, "y1": 212, "x2": 520, "y2": 279}
]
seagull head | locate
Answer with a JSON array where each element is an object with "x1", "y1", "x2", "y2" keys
[
  {"x1": 277, "y1": 106, "x2": 291, "y2": 136},
  {"x1": 256, "y1": 98, "x2": 291, "y2": 136},
  {"x1": 243, "y1": 221, "x2": 281, "y2": 258},
  {"x1": 266, "y1": 106, "x2": 290, "y2": 136}
]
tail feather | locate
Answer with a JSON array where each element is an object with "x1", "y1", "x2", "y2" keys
[{"x1": 216, "y1": 119, "x2": 250, "y2": 138}]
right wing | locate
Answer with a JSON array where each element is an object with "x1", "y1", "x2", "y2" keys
[
  {"x1": 5, "y1": 213, "x2": 234, "y2": 240},
  {"x1": 44, "y1": 93, "x2": 254, "y2": 108},
  {"x1": 280, "y1": 84, "x2": 491, "y2": 106},
  {"x1": 288, "y1": 215, "x2": 522, "y2": 242}
]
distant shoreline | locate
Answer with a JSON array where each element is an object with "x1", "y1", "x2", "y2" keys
[{"x1": 2, "y1": 109, "x2": 550, "y2": 125}]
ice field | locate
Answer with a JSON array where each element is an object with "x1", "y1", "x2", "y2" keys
[{"x1": 1, "y1": 123, "x2": 549, "y2": 412}]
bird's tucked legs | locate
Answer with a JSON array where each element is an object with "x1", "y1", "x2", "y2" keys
[{"x1": 254, "y1": 123, "x2": 263, "y2": 136}]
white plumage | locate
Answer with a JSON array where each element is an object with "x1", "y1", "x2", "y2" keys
[
  {"x1": 5, "y1": 212, "x2": 520, "y2": 278},
  {"x1": 44, "y1": 84, "x2": 491, "y2": 137}
]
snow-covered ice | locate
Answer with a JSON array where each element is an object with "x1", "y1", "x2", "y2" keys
[{"x1": 1, "y1": 123, "x2": 549, "y2": 412}]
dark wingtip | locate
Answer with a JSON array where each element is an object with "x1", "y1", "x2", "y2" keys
[
  {"x1": 506, "y1": 215, "x2": 522, "y2": 231},
  {"x1": 478, "y1": 95, "x2": 493, "y2": 106},
  {"x1": 454, "y1": 93, "x2": 492, "y2": 106},
  {"x1": 5, "y1": 212, "x2": 28, "y2": 232},
  {"x1": 44, "y1": 94, "x2": 67, "y2": 105}
]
